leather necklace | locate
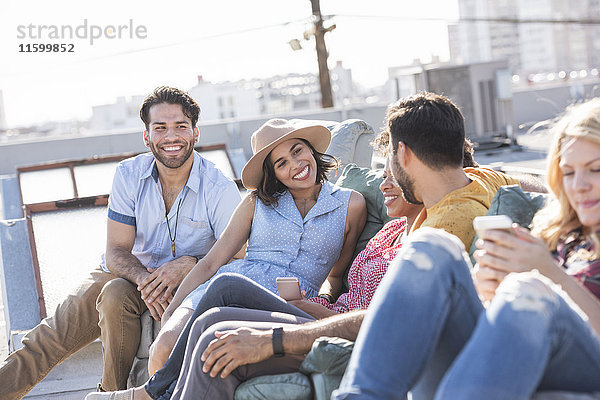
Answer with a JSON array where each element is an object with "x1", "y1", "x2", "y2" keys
[{"x1": 165, "y1": 198, "x2": 183, "y2": 257}]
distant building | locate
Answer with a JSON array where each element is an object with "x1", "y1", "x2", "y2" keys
[
  {"x1": 189, "y1": 76, "x2": 262, "y2": 121},
  {"x1": 90, "y1": 63, "x2": 356, "y2": 132},
  {"x1": 448, "y1": 0, "x2": 600, "y2": 76},
  {"x1": 90, "y1": 95, "x2": 145, "y2": 133},
  {"x1": 388, "y1": 59, "x2": 513, "y2": 140},
  {"x1": 0, "y1": 91, "x2": 7, "y2": 131},
  {"x1": 189, "y1": 62, "x2": 355, "y2": 120}
]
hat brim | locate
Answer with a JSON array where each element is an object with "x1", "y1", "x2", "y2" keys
[{"x1": 241, "y1": 125, "x2": 331, "y2": 190}]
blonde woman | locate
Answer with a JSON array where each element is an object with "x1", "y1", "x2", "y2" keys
[{"x1": 334, "y1": 99, "x2": 600, "y2": 400}]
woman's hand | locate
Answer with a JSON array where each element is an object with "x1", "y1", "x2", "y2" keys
[
  {"x1": 472, "y1": 263, "x2": 508, "y2": 303},
  {"x1": 474, "y1": 225, "x2": 558, "y2": 277}
]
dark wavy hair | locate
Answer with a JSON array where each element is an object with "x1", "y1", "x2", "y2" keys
[
  {"x1": 374, "y1": 128, "x2": 478, "y2": 168},
  {"x1": 140, "y1": 86, "x2": 200, "y2": 130},
  {"x1": 254, "y1": 139, "x2": 338, "y2": 206},
  {"x1": 384, "y1": 92, "x2": 466, "y2": 170}
]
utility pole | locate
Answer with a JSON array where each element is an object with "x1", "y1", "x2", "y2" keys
[{"x1": 310, "y1": 0, "x2": 334, "y2": 108}]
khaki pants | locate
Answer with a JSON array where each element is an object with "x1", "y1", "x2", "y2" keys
[
  {"x1": 167, "y1": 307, "x2": 311, "y2": 400},
  {"x1": 0, "y1": 266, "x2": 147, "y2": 400}
]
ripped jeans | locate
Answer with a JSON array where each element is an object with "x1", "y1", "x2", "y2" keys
[{"x1": 333, "y1": 227, "x2": 600, "y2": 400}]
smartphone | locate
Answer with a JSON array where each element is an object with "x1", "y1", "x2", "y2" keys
[
  {"x1": 473, "y1": 215, "x2": 514, "y2": 236},
  {"x1": 276, "y1": 277, "x2": 302, "y2": 301}
]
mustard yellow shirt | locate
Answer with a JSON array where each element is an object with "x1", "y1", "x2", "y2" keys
[{"x1": 409, "y1": 167, "x2": 520, "y2": 250}]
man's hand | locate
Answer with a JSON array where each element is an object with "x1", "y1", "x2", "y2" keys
[
  {"x1": 144, "y1": 299, "x2": 168, "y2": 321},
  {"x1": 201, "y1": 328, "x2": 274, "y2": 378},
  {"x1": 138, "y1": 256, "x2": 197, "y2": 304},
  {"x1": 137, "y1": 256, "x2": 197, "y2": 321}
]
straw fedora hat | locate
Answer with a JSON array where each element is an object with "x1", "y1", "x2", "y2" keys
[{"x1": 241, "y1": 119, "x2": 331, "y2": 190}]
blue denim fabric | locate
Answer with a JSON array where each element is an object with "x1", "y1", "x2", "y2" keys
[
  {"x1": 333, "y1": 228, "x2": 483, "y2": 400},
  {"x1": 145, "y1": 273, "x2": 314, "y2": 400},
  {"x1": 437, "y1": 273, "x2": 600, "y2": 399},
  {"x1": 333, "y1": 228, "x2": 600, "y2": 400}
]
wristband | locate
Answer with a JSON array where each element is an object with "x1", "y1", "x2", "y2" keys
[
  {"x1": 318, "y1": 293, "x2": 335, "y2": 304},
  {"x1": 272, "y1": 327, "x2": 284, "y2": 357}
]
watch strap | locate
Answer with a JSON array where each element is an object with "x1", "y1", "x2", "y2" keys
[{"x1": 272, "y1": 327, "x2": 284, "y2": 357}]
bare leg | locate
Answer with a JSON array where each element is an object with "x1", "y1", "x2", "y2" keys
[{"x1": 148, "y1": 307, "x2": 194, "y2": 376}]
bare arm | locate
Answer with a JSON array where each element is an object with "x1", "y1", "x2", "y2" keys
[
  {"x1": 288, "y1": 299, "x2": 339, "y2": 319},
  {"x1": 476, "y1": 225, "x2": 600, "y2": 336},
  {"x1": 105, "y1": 219, "x2": 167, "y2": 320},
  {"x1": 543, "y1": 262, "x2": 600, "y2": 336},
  {"x1": 516, "y1": 174, "x2": 547, "y2": 193},
  {"x1": 319, "y1": 191, "x2": 366, "y2": 299},
  {"x1": 139, "y1": 256, "x2": 198, "y2": 304},
  {"x1": 163, "y1": 194, "x2": 255, "y2": 321},
  {"x1": 200, "y1": 310, "x2": 366, "y2": 378},
  {"x1": 105, "y1": 219, "x2": 148, "y2": 285},
  {"x1": 283, "y1": 309, "x2": 366, "y2": 352}
]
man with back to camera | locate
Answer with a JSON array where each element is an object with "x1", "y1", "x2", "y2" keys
[
  {"x1": 0, "y1": 86, "x2": 241, "y2": 399},
  {"x1": 377, "y1": 91, "x2": 522, "y2": 249}
]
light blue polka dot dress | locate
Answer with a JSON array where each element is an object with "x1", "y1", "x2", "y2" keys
[{"x1": 181, "y1": 180, "x2": 352, "y2": 309}]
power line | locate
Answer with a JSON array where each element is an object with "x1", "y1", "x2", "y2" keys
[{"x1": 333, "y1": 14, "x2": 600, "y2": 26}]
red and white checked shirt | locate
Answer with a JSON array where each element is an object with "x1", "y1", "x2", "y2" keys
[{"x1": 309, "y1": 218, "x2": 407, "y2": 313}]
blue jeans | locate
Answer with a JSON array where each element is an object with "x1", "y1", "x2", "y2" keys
[
  {"x1": 436, "y1": 272, "x2": 600, "y2": 399},
  {"x1": 333, "y1": 228, "x2": 600, "y2": 400},
  {"x1": 145, "y1": 273, "x2": 314, "y2": 399}
]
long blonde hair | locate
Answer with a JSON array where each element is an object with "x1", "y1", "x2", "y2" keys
[{"x1": 533, "y1": 98, "x2": 600, "y2": 256}]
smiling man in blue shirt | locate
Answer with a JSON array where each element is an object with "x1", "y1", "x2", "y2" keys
[{"x1": 0, "y1": 86, "x2": 241, "y2": 399}]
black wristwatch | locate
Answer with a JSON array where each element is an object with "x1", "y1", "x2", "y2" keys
[
  {"x1": 272, "y1": 327, "x2": 284, "y2": 357},
  {"x1": 318, "y1": 293, "x2": 335, "y2": 304}
]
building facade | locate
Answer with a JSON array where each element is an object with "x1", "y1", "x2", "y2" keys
[{"x1": 448, "y1": 0, "x2": 600, "y2": 76}]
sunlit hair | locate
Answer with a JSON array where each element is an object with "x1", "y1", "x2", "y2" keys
[
  {"x1": 532, "y1": 98, "x2": 600, "y2": 257},
  {"x1": 380, "y1": 92, "x2": 466, "y2": 170},
  {"x1": 253, "y1": 139, "x2": 338, "y2": 206},
  {"x1": 140, "y1": 86, "x2": 201, "y2": 130},
  {"x1": 373, "y1": 129, "x2": 478, "y2": 168}
]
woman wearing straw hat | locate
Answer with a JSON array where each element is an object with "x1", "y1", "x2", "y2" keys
[{"x1": 147, "y1": 118, "x2": 366, "y2": 373}]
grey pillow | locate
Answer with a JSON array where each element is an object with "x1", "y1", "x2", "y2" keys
[
  {"x1": 235, "y1": 372, "x2": 311, "y2": 400},
  {"x1": 469, "y1": 184, "x2": 549, "y2": 262},
  {"x1": 335, "y1": 163, "x2": 393, "y2": 259},
  {"x1": 300, "y1": 336, "x2": 355, "y2": 376}
]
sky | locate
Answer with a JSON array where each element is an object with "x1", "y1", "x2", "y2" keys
[{"x1": 0, "y1": 0, "x2": 458, "y2": 128}]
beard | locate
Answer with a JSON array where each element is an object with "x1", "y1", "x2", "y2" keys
[
  {"x1": 149, "y1": 140, "x2": 194, "y2": 169},
  {"x1": 391, "y1": 155, "x2": 423, "y2": 205}
]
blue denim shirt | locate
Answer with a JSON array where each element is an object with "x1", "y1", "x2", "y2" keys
[{"x1": 102, "y1": 151, "x2": 240, "y2": 272}]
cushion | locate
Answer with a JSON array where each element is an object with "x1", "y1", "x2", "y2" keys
[
  {"x1": 335, "y1": 163, "x2": 393, "y2": 259},
  {"x1": 469, "y1": 185, "x2": 549, "y2": 262},
  {"x1": 235, "y1": 372, "x2": 312, "y2": 400},
  {"x1": 311, "y1": 374, "x2": 344, "y2": 400},
  {"x1": 300, "y1": 336, "x2": 354, "y2": 376},
  {"x1": 326, "y1": 119, "x2": 375, "y2": 172}
]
